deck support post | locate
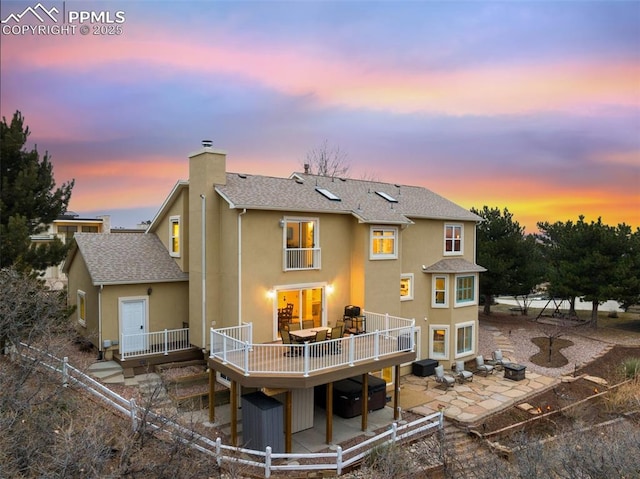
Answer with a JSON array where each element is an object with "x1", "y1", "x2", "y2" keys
[
  {"x1": 326, "y1": 382, "x2": 333, "y2": 444},
  {"x1": 208, "y1": 367, "x2": 216, "y2": 423},
  {"x1": 394, "y1": 364, "x2": 400, "y2": 420},
  {"x1": 231, "y1": 380, "x2": 238, "y2": 447},
  {"x1": 361, "y1": 373, "x2": 368, "y2": 431}
]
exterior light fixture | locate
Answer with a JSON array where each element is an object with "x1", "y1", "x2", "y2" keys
[
  {"x1": 279, "y1": 219, "x2": 285, "y2": 228},
  {"x1": 267, "y1": 289, "x2": 276, "y2": 299},
  {"x1": 326, "y1": 284, "x2": 334, "y2": 294}
]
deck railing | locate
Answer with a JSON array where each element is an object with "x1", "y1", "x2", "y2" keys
[
  {"x1": 284, "y1": 247, "x2": 321, "y2": 270},
  {"x1": 121, "y1": 327, "x2": 190, "y2": 360},
  {"x1": 210, "y1": 313, "x2": 414, "y2": 377}
]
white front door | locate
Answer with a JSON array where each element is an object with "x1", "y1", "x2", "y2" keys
[{"x1": 120, "y1": 297, "x2": 147, "y2": 353}]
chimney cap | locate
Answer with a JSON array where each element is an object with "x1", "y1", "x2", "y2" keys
[{"x1": 202, "y1": 139, "x2": 213, "y2": 148}]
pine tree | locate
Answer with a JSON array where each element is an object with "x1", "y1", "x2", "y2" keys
[{"x1": 0, "y1": 111, "x2": 74, "y2": 271}]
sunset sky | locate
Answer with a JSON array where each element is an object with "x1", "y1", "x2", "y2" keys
[{"x1": 1, "y1": 0, "x2": 638, "y2": 232}]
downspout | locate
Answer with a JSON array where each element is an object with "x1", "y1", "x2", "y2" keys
[
  {"x1": 238, "y1": 208, "x2": 247, "y2": 325},
  {"x1": 201, "y1": 194, "x2": 206, "y2": 351},
  {"x1": 98, "y1": 284, "x2": 103, "y2": 360}
]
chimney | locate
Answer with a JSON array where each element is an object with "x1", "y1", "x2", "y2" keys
[{"x1": 189, "y1": 140, "x2": 226, "y2": 187}]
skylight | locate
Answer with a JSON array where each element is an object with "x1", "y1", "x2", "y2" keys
[
  {"x1": 375, "y1": 191, "x2": 398, "y2": 203},
  {"x1": 316, "y1": 187, "x2": 341, "y2": 201}
]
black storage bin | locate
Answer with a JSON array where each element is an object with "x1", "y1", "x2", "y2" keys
[
  {"x1": 344, "y1": 305, "x2": 361, "y2": 317},
  {"x1": 412, "y1": 359, "x2": 439, "y2": 377},
  {"x1": 349, "y1": 375, "x2": 386, "y2": 412},
  {"x1": 333, "y1": 379, "x2": 363, "y2": 418}
]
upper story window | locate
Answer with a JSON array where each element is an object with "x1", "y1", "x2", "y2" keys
[
  {"x1": 370, "y1": 226, "x2": 398, "y2": 260},
  {"x1": 400, "y1": 273, "x2": 413, "y2": 301},
  {"x1": 432, "y1": 275, "x2": 448, "y2": 308},
  {"x1": 444, "y1": 224, "x2": 463, "y2": 255},
  {"x1": 284, "y1": 217, "x2": 320, "y2": 270},
  {"x1": 82, "y1": 225, "x2": 99, "y2": 233},
  {"x1": 57, "y1": 225, "x2": 78, "y2": 244},
  {"x1": 455, "y1": 275, "x2": 476, "y2": 306},
  {"x1": 170, "y1": 216, "x2": 180, "y2": 257},
  {"x1": 77, "y1": 290, "x2": 86, "y2": 326}
]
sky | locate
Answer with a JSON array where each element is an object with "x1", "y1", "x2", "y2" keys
[{"x1": 1, "y1": 0, "x2": 639, "y2": 232}]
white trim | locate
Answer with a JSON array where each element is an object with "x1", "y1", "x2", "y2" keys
[
  {"x1": 431, "y1": 275, "x2": 449, "y2": 308},
  {"x1": 77, "y1": 290, "x2": 86, "y2": 326},
  {"x1": 169, "y1": 215, "x2": 181, "y2": 258},
  {"x1": 146, "y1": 181, "x2": 189, "y2": 233},
  {"x1": 429, "y1": 324, "x2": 449, "y2": 360},
  {"x1": 443, "y1": 223, "x2": 463, "y2": 256},
  {"x1": 369, "y1": 226, "x2": 398, "y2": 260},
  {"x1": 400, "y1": 273, "x2": 414, "y2": 301},
  {"x1": 455, "y1": 320, "x2": 475, "y2": 358}
]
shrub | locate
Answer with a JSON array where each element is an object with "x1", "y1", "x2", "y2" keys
[{"x1": 621, "y1": 357, "x2": 640, "y2": 379}]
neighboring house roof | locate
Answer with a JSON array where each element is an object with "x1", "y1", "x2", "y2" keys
[
  {"x1": 215, "y1": 173, "x2": 481, "y2": 225},
  {"x1": 422, "y1": 258, "x2": 487, "y2": 274},
  {"x1": 63, "y1": 233, "x2": 188, "y2": 285}
]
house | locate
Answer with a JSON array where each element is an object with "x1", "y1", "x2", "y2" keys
[
  {"x1": 64, "y1": 142, "x2": 485, "y2": 448},
  {"x1": 30, "y1": 212, "x2": 111, "y2": 290}
]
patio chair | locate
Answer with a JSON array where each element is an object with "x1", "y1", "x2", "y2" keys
[
  {"x1": 288, "y1": 322, "x2": 301, "y2": 331},
  {"x1": 475, "y1": 356, "x2": 495, "y2": 376},
  {"x1": 280, "y1": 329, "x2": 298, "y2": 357},
  {"x1": 302, "y1": 319, "x2": 314, "y2": 329},
  {"x1": 328, "y1": 325, "x2": 343, "y2": 340},
  {"x1": 327, "y1": 326, "x2": 343, "y2": 354},
  {"x1": 492, "y1": 349, "x2": 509, "y2": 370},
  {"x1": 434, "y1": 365, "x2": 455, "y2": 389},
  {"x1": 454, "y1": 360, "x2": 473, "y2": 383}
]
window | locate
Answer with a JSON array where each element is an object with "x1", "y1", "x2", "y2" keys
[
  {"x1": 77, "y1": 290, "x2": 86, "y2": 326},
  {"x1": 432, "y1": 275, "x2": 448, "y2": 307},
  {"x1": 284, "y1": 217, "x2": 320, "y2": 270},
  {"x1": 456, "y1": 322, "x2": 474, "y2": 356},
  {"x1": 400, "y1": 274, "x2": 413, "y2": 301},
  {"x1": 82, "y1": 225, "x2": 98, "y2": 233},
  {"x1": 58, "y1": 225, "x2": 78, "y2": 244},
  {"x1": 370, "y1": 227, "x2": 398, "y2": 260},
  {"x1": 170, "y1": 216, "x2": 180, "y2": 257},
  {"x1": 429, "y1": 325, "x2": 449, "y2": 360},
  {"x1": 444, "y1": 224, "x2": 463, "y2": 255},
  {"x1": 455, "y1": 275, "x2": 475, "y2": 305}
]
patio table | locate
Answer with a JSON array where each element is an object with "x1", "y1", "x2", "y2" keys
[{"x1": 289, "y1": 327, "x2": 330, "y2": 343}]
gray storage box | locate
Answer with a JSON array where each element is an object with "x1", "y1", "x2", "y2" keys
[{"x1": 241, "y1": 392, "x2": 284, "y2": 452}]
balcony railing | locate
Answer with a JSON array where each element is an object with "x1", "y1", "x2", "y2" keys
[
  {"x1": 209, "y1": 312, "x2": 415, "y2": 377},
  {"x1": 120, "y1": 327, "x2": 190, "y2": 360},
  {"x1": 284, "y1": 247, "x2": 321, "y2": 270}
]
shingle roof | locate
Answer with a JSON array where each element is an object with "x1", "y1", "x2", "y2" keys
[
  {"x1": 215, "y1": 173, "x2": 481, "y2": 224},
  {"x1": 69, "y1": 233, "x2": 188, "y2": 285},
  {"x1": 422, "y1": 258, "x2": 487, "y2": 274}
]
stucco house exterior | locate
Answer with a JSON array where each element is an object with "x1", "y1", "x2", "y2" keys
[{"x1": 64, "y1": 143, "x2": 484, "y2": 448}]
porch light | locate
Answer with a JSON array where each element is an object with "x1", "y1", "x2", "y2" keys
[
  {"x1": 326, "y1": 284, "x2": 334, "y2": 294},
  {"x1": 267, "y1": 289, "x2": 276, "y2": 299},
  {"x1": 279, "y1": 219, "x2": 285, "y2": 227}
]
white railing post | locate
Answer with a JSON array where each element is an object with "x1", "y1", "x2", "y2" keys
[
  {"x1": 164, "y1": 329, "x2": 169, "y2": 355},
  {"x1": 385, "y1": 313, "x2": 390, "y2": 331},
  {"x1": 303, "y1": 343, "x2": 310, "y2": 377},
  {"x1": 120, "y1": 333, "x2": 126, "y2": 360},
  {"x1": 222, "y1": 335, "x2": 228, "y2": 364},
  {"x1": 348, "y1": 335, "x2": 355, "y2": 366},
  {"x1": 265, "y1": 446, "x2": 272, "y2": 478},
  {"x1": 336, "y1": 445, "x2": 343, "y2": 475},
  {"x1": 391, "y1": 422, "x2": 398, "y2": 442},
  {"x1": 62, "y1": 356, "x2": 69, "y2": 387},
  {"x1": 215, "y1": 437, "x2": 222, "y2": 467},
  {"x1": 244, "y1": 341, "x2": 250, "y2": 376},
  {"x1": 374, "y1": 330, "x2": 380, "y2": 360},
  {"x1": 210, "y1": 329, "x2": 214, "y2": 357},
  {"x1": 130, "y1": 398, "x2": 138, "y2": 431}
]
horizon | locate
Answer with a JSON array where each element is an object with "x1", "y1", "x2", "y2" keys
[{"x1": 1, "y1": 1, "x2": 638, "y2": 232}]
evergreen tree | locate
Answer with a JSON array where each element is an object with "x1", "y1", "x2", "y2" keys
[
  {"x1": 471, "y1": 206, "x2": 544, "y2": 315},
  {"x1": 537, "y1": 216, "x2": 637, "y2": 328},
  {"x1": 0, "y1": 111, "x2": 74, "y2": 272}
]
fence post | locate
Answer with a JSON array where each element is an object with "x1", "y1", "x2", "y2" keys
[
  {"x1": 121, "y1": 333, "x2": 126, "y2": 361},
  {"x1": 62, "y1": 356, "x2": 69, "y2": 387},
  {"x1": 391, "y1": 422, "x2": 397, "y2": 442},
  {"x1": 216, "y1": 437, "x2": 222, "y2": 467},
  {"x1": 164, "y1": 329, "x2": 169, "y2": 355},
  {"x1": 130, "y1": 398, "x2": 138, "y2": 431},
  {"x1": 336, "y1": 445, "x2": 343, "y2": 475},
  {"x1": 265, "y1": 446, "x2": 272, "y2": 478}
]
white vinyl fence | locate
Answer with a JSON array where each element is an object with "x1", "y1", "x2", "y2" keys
[{"x1": 13, "y1": 342, "x2": 443, "y2": 478}]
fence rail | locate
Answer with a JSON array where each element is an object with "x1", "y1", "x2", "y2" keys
[
  {"x1": 120, "y1": 327, "x2": 190, "y2": 360},
  {"x1": 13, "y1": 341, "x2": 441, "y2": 478}
]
